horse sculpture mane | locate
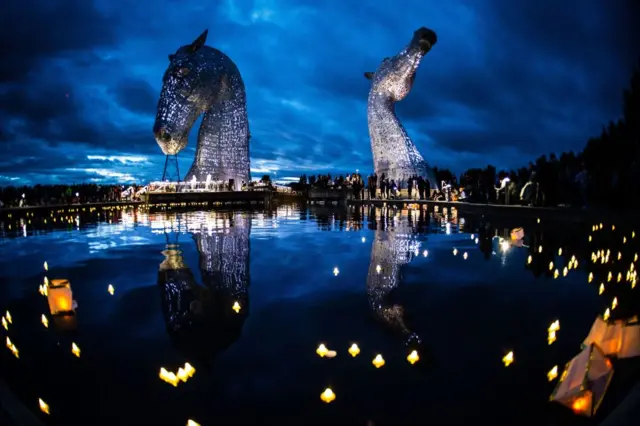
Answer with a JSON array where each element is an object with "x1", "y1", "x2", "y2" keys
[
  {"x1": 153, "y1": 30, "x2": 250, "y2": 189},
  {"x1": 364, "y1": 27, "x2": 438, "y2": 189}
]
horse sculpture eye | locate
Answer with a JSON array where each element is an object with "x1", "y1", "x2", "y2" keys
[{"x1": 177, "y1": 67, "x2": 190, "y2": 77}]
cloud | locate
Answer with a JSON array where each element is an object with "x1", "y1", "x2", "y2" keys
[{"x1": 0, "y1": 0, "x2": 638, "y2": 185}]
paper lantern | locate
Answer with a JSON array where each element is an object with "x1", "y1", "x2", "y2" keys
[
  {"x1": 47, "y1": 279, "x2": 74, "y2": 315},
  {"x1": 550, "y1": 343, "x2": 613, "y2": 417},
  {"x1": 582, "y1": 316, "x2": 640, "y2": 359}
]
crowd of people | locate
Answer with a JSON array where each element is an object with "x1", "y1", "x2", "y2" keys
[{"x1": 0, "y1": 184, "x2": 129, "y2": 208}]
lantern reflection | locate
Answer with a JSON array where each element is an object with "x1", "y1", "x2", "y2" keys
[{"x1": 158, "y1": 212, "x2": 250, "y2": 363}]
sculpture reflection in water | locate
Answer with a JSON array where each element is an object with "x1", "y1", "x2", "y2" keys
[
  {"x1": 367, "y1": 206, "x2": 423, "y2": 349},
  {"x1": 158, "y1": 212, "x2": 250, "y2": 363}
]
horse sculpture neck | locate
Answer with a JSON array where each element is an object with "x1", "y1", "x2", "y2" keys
[{"x1": 185, "y1": 49, "x2": 250, "y2": 189}]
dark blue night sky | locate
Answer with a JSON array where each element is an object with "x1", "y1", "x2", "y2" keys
[{"x1": 1, "y1": 0, "x2": 638, "y2": 185}]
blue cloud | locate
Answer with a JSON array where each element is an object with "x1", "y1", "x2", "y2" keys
[{"x1": 0, "y1": 0, "x2": 638, "y2": 185}]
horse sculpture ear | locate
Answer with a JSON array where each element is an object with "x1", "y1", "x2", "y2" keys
[
  {"x1": 168, "y1": 54, "x2": 175, "y2": 62},
  {"x1": 364, "y1": 72, "x2": 374, "y2": 80},
  {"x1": 189, "y1": 29, "x2": 208, "y2": 52}
]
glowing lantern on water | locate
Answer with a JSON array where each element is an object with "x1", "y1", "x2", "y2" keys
[
  {"x1": 407, "y1": 350, "x2": 420, "y2": 365},
  {"x1": 510, "y1": 228, "x2": 524, "y2": 241},
  {"x1": 548, "y1": 365, "x2": 558, "y2": 381},
  {"x1": 372, "y1": 354, "x2": 385, "y2": 368},
  {"x1": 599, "y1": 284, "x2": 605, "y2": 295},
  {"x1": 320, "y1": 388, "x2": 336, "y2": 403},
  {"x1": 316, "y1": 344, "x2": 329, "y2": 357},
  {"x1": 558, "y1": 248, "x2": 563, "y2": 256},
  {"x1": 47, "y1": 279, "x2": 74, "y2": 315},
  {"x1": 503, "y1": 351, "x2": 514, "y2": 367},
  {"x1": 187, "y1": 420, "x2": 201, "y2": 426},
  {"x1": 549, "y1": 262, "x2": 554, "y2": 271},
  {"x1": 5, "y1": 311, "x2": 12, "y2": 324},
  {"x1": 38, "y1": 398, "x2": 50, "y2": 415},
  {"x1": 527, "y1": 255, "x2": 532, "y2": 265},
  {"x1": 107, "y1": 284, "x2": 114, "y2": 295},
  {"x1": 333, "y1": 267, "x2": 339, "y2": 276},
  {"x1": 232, "y1": 301, "x2": 241, "y2": 313},
  {"x1": 348, "y1": 344, "x2": 360, "y2": 357},
  {"x1": 1, "y1": 317, "x2": 7, "y2": 331},
  {"x1": 612, "y1": 297, "x2": 618, "y2": 310},
  {"x1": 71, "y1": 342, "x2": 81, "y2": 357},
  {"x1": 588, "y1": 273, "x2": 593, "y2": 283}
]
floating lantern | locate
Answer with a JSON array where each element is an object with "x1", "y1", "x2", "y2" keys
[
  {"x1": 348, "y1": 344, "x2": 360, "y2": 357},
  {"x1": 41, "y1": 315, "x2": 48, "y2": 328},
  {"x1": 612, "y1": 298, "x2": 618, "y2": 310},
  {"x1": 463, "y1": 252, "x2": 468, "y2": 260},
  {"x1": 604, "y1": 308, "x2": 610, "y2": 321},
  {"x1": 537, "y1": 218, "x2": 540, "y2": 224},
  {"x1": 538, "y1": 246, "x2": 543, "y2": 253},
  {"x1": 320, "y1": 388, "x2": 336, "y2": 403},
  {"x1": 599, "y1": 223, "x2": 603, "y2": 229},
  {"x1": 510, "y1": 228, "x2": 524, "y2": 241},
  {"x1": 39, "y1": 399, "x2": 50, "y2": 415},
  {"x1": 527, "y1": 255, "x2": 532, "y2": 265},
  {"x1": 563, "y1": 267, "x2": 568, "y2": 277},
  {"x1": 47, "y1": 279, "x2": 74, "y2": 315},
  {"x1": 407, "y1": 350, "x2": 420, "y2": 365},
  {"x1": 549, "y1": 320, "x2": 560, "y2": 333},
  {"x1": 107, "y1": 285, "x2": 114, "y2": 295},
  {"x1": 607, "y1": 272, "x2": 612, "y2": 282},
  {"x1": 422, "y1": 250, "x2": 428, "y2": 257},
  {"x1": 618, "y1": 252, "x2": 622, "y2": 260},
  {"x1": 548, "y1": 365, "x2": 558, "y2": 381},
  {"x1": 177, "y1": 367, "x2": 189, "y2": 383},
  {"x1": 5, "y1": 311, "x2": 12, "y2": 324},
  {"x1": 453, "y1": 248, "x2": 458, "y2": 256},
  {"x1": 1, "y1": 317, "x2": 7, "y2": 331},
  {"x1": 574, "y1": 259, "x2": 579, "y2": 268},
  {"x1": 316, "y1": 344, "x2": 329, "y2": 357},
  {"x1": 617, "y1": 273, "x2": 622, "y2": 283},
  {"x1": 549, "y1": 262, "x2": 554, "y2": 271},
  {"x1": 554, "y1": 269, "x2": 559, "y2": 279},
  {"x1": 599, "y1": 284, "x2": 605, "y2": 295},
  {"x1": 612, "y1": 225, "x2": 616, "y2": 231},
  {"x1": 44, "y1": 261, "x2": 48, "y2": 271},
  {"x1": 232, "y1": 301, "x2": 241, "y2": 313},
  {"x1": 372, "y1": 354, "x2": 385, "y2": 368},
  {"x1": 558, "y1": 248, "x2": 563, "y2": 256},
  {"x1": 333, "y1": 267, "x2": 339, "y2": 276},
  {"x1": 159, "y1": 368, "x2": 179, "y2": 387},
  {"x1": 548, "y1": 331, "x2": 557, "y2": 345},
  {"x1": 503, "y1": 351, "x2": 514, "y2": 367},
  {"x1": 475, "y1": 238, "x2": 479, "y2": 244},
  {"x1": 589, "y1": 235, "x2": 592, "y2": 242},
  {"x1": 588, "y1": 273, "x2": 593, "y2": 283},
  {"x1": 71, "y1": 342, "x2": 81, "y2": 357},
  {"x1": 187, "y1": 420, "x2": 201, "y2": 426}
]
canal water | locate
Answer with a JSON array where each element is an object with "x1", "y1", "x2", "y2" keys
[{"x1": 0, "y1": 204, "x2": 638, "y2": 425}]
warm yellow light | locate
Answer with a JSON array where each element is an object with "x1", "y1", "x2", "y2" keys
[
  {"x1": 563, "y1": 267, "x2": 568, "y2": 277},
  {"x1": 538, "y1": 245, "x2": 543, "y2": 253},
  {"x1": 39, "y1": 398, "x2": 50, "y2": 415},
  {"x1": 372, "y1": 354, "x2": 385, "y2": 368},
  {"x1": 554, "y1": 269, "x2": 559, "y2": 279},
  {"x1": 232, "y1": 301, "x2": 241, "y2": 314},
  {"x1": 502, "y1": 351, "x2": 514, "y2": 367},
  {"x1": 316, "y1": 344, "x2": 329, "y2": 357},
  {"x1": 607, "y1": 271, "x2": 612, "y2": 282},
  {"x1": 407, "y1": 350, "x2": 420, "y2": 365},
  {"x1": 5, "y1": 311, "x2": 12, "y2": 324},
  {"x1": 547, "y1": 365, "x2": 558, "y2": 381},
  {"x1": 527, "y1": 255, "x2": 532, "y2": 265},
  {"x1": 41, "y1": 314, "x2": 48, "y2": 328},
  {"x1": 333, "y1": 267, "x2": 339, "y2": 276},
  {"x1": 453, "y1": 248, "x2": 458, "y2": 256},
  {"x1": 548, "y1": 330, "x2": 557, "y2": 345},
  {"x1": 548, "y1": 320, "x2": 560, "y2": 333},
  {"x1": 618, "y1": 252, "x2": 622, "y2": 260},
  {"x1": 320, "y1": 388, "x2": 336, "y2": 403},
  {"x1": 71, "y1": 342, "x2": 81, "y2": 357},
  {"x1": 572, "y1": 395, "x2": 589, "y2": 413},
  {"x1": 558, "y1": 248, "x2": 563, "y2": 256},
  {"x1": 589, "y1": 235, "x2": 592, "y2": 242},
  {"x1": 184, "y1": 362, "x2": 196, "y2": 378},
  {"x1": 187, "y1": 420, "x2": 201, "y2": 426},
  {"x1": 1, "y1": 317, "x2": 7, "y2": 331},
  {"x1": 549, "y1": 261, "x2": 554, "y2": 271},
  {"x1": 612, "y1": 297, "x2": 618, "y2": 310},
  {"x1": 44, "y1": 261, "x2": 48, "y2": 271},
  {"x1": 604, "y1": 308, "x2": 610, "y2": 321},
  {"x1": 599, "y1": 283, "x2": 605, "y2": 295},
  {"x1": 107, "y1": 284, "x2": 114, "y2": 295},
  {"x1": 588, "y1": 272, "x2": 593, "y2": 283},
  {"x1": 348, "y1": 343, "x2": 360, "y2": 357},
  {"x1": 159, "y1": 368, "x2": 179, "y2": 387}
]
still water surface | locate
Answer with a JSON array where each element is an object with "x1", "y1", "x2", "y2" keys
[{"x1": 0, "y1": 204, "x2": 637, "y2": 425}]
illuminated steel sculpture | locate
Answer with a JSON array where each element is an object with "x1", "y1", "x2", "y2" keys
[
  {"x1": 367, "y1": 206, "x2": 422, "y2": 347},
  {"x1": 153, "y1": 30, "x2": 250, "y2": 189},
  {"x1": 158, "y1": 211, "x2": 250, "y2": 361},
  {"x1": 365, "y1": 27, "x2": 438, "y2": 188}
]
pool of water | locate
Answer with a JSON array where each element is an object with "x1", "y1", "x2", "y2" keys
[{"x1": 1, "y1": 204, "x2": 638, "y2": 425}]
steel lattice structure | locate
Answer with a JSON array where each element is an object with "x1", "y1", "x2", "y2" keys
[
  {"x1": 153, "y1": 30, "x2": 250, "y2": 189},
  {"x1": 365, "y1": 27, "x2": 438, "y2": 188},
  {"x1": 367, "y1": 207, "x2": 422, "y2": 346}
]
